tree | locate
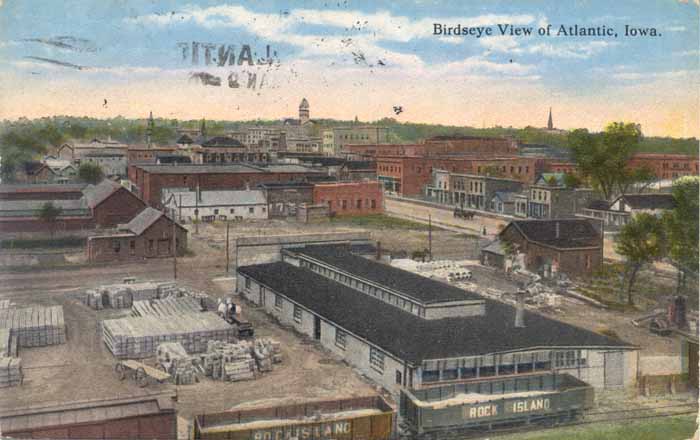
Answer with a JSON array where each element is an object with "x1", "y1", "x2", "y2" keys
[
  {"x1": 662, "y1": 176, "x2": 699, "y2": 294},
  {"x1": 614, "y1": 213, "x2": 666, "y2": 305},
  {"x1": 0, "y1": 131, "x2": 46, "y2": 182},
  {"x1": 563, "y1": 172, "x2": 582, "y2": 189},
  {"x1": 38, "y1": 202, "x2": 63, "y2": 237},
  {"x1": 569, "y1": 122, "x2": 641, "y2": 200},
  {"x1": 615, "y1": 166, "x2": 656, "y2": 195},
  {"x1": 78, "y1": 162, "x2": 104, "y2": 184}
]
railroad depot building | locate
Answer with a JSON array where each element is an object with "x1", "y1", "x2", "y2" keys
[{"x1": 237, "y1": 244, "x2": 638, "y2": 406}]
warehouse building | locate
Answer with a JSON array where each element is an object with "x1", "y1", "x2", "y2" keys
[{"x1": 237, "y1": 245, "x2": 638, "y2": 402}]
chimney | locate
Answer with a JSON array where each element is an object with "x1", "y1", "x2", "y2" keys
[
  {"x1": 555, "y1": 221, "x2": 560, "y2": 239},
  {"x1": 514, "y1": 289, "x2": 526, "y2": 328}
]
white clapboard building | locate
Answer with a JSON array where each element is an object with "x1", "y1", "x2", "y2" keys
[{"x1": 162, "y1": 188, "x2": 268, "y2": 222}]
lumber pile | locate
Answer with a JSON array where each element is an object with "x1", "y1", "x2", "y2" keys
[
  {"x1": 131, "y1": 296, "x2": 204, "y2": 318},
  {"x1": 0, "y1": 300, "x2": 10, "y2": 309},
  {"x1": 199, "y1": 340, "x2": 257, "y2": 382},
  {"x1": 83, "y1": 281, "x2": 170, "y2": 310},
  {"x1": 0, "y1": 357, "x2": 22, "y2": 388},
  {"x1": 156, "y1": 342, "x2": 198, "y2": 385},
  {"x1": 253, "y1": 338, "x2": 282, "y2": 372},
  {"x1": 0, "y1": 306, "x2": 66, "y2": 347},
  {"x1": 0, "y1": 329, "x2": 17, "y2": 358},
  {"x1": 102, "y1": 312, "x2": 236, "y2": 359}
]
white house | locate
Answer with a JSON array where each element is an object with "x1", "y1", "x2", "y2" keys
[{"x1": 162, "y1": 189, "x2": 268, "y2": 223}]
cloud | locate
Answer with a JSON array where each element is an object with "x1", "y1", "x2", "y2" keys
[
  {"x1": 666, "y1": 25, "x2": 687, "y2": 32},
  {"x1": 611, "y1": 69, "x2": 696, "y2": 81},
  {"x1": 673, "y1": 49, "x2": 700, "y2": 57},
  {"x1": 479, "y1": 36, "x2": 617, "y2": 59}
]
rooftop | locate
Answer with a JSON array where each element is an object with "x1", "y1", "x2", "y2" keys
[
  {"x1": 619, "y1": 193, "x2": 676, "y2": 210},
  {"x1": 132, "y1": 163, "x2": 322, "y2": 175},
  {"x1": 0, "y1": 184, "x2": 86, "y2": 194},
  {"x1": 506, "y1": 219, "x2": 601, "y2": 249},
  {"x1": 164, "y1": 190, "x2": 266, "y2": 207},
  {"x1": 238, "y1": 261, "x2": 631, "y2": 364},
  {"x1": 201, "y1": 136, "x2": 244, "y2": 148},
  {"x1": 291, "y1": 245, "x2": 482, "y2": 304},
  {"x1": 82, "y1": 180, "x2": 122, "y2": 208}
]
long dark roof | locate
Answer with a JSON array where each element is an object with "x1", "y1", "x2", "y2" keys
[
  {"x1": 620, "y1": 194, "x2": 676, "y2": 210},
  {"x1": 292, "y1": 245, "x2": 482, "y2": 304},
  {"x1": 201, "y1": 136, "x2": 244, "y2": 148},
  {"x1": 238, "y1": 262, "x2": 632, "y2": 364},
  {"x1": 506, "y1": 219, "x2": 600, "y2": 249}
]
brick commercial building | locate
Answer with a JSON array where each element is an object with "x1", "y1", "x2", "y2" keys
[
  {"x1": 83, "y1": 180, "x2": 147, "y2": 228},
  {"x1": 128, "y1": 163, "x2": 325, "y2": 208},
  {"x1": 499, "y1": 219, "x2": 603, "y2": 278},
  {"x1": 345, "y1": 136, "x2": 516, "y2": 159},
  {"x1": 86, "y1": 207, "x2": 187, "y2": 263},
  {"x1": 313, "y1": 181, "x2": 384, "y2": 216},
  {"x1": 377, "y1": 156, "x2": 472, "y2": 196},
  {"x1": 127, "y1": 146, "x2": 179, "y2": 164},
  {"x1": 323, "y1": 126, "x2": 390, "y2": 155},
  {"x1": 627, "y1": 153, "x2": 699, "y2": 180},
  {"x1": 197, "y1": 136, "x2": 272, "y2": 163},
  {"x1": 237, "y1": 243, "x2": 637, "y2": 410},
  {"x1": 451, "y1": 174, "x2": 524, "y2": 210}
]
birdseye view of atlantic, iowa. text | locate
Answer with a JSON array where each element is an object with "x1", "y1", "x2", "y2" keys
[{"x1": 0, "y1": 1, "x2": 698, "y2": 439}]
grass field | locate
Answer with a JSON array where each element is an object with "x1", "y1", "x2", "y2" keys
[
  {"x1": 329, "y1": 214, "x2": 430, "y2": 230},
  {"x1": 497, "y1": 415, "x2": 697, "y2": 440}
]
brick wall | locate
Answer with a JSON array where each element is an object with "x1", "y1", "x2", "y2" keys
[
  {"x1": 87, "y1": 216, "x2": 187, "y2": 263},
  {"x1": 92, "y1": 188, "x2": 147, "y2": 228},
  {"x1": 313, "y1": 181, "x2": 384, "y2": 216}
]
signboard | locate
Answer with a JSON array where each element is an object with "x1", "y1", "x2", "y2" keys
[
  {"x1": 462, "y1": 396, "x2": 554, "y2": 421},
  {"x1": 252, "y1": 420, "x2": 353, "y2": 440}
]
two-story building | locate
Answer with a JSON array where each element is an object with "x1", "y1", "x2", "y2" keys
[
  {"x1": 527, "y1": 174, "x2": 595, "y2": 219},
  {"x1": 451, "y1": 174, "x2": 524, "y2": 211}
]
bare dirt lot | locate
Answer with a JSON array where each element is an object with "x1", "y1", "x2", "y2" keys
[{"x1": 0, "y1": 258, "x2": 378, "y2": 425}]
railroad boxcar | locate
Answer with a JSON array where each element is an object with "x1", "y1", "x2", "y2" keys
[{"x1": 193, "y1": 395, "x2": 395, "y2": 440}]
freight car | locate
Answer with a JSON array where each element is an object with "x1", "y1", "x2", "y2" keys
[
  {"x1": 193, "y1": 395, "x2": 395, "y2": 440},
  {"x1": 400, "y1": 372, "x2": 593, "y2": 438}
]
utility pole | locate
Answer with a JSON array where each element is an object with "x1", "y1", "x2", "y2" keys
[
  {"x1": 178, "y1": 194, "x2": 182, "y2": 222},
  {"x1": 195, "y1": 187, "x2": 199, "y2": 235},
  {"x1": 172, "y1": 216, "x2": 178, "y2": 280},
  {"x1": 225, "y1": 221, "x2": 230, "y2": 274},
  {"x1": 428, "y1": 213, "x2": 432, "y2": 261}
]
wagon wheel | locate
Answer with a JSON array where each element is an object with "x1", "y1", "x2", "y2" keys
[
  {"x1": 115, "y1": 363, "x2": 127, "y2": 381},
  {"x1": 136, "y1": 367, "x2": 149, "y2": 387}
]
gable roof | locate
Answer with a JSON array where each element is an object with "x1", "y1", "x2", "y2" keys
[
  {"x1": 176, "y1": 134, "x2": 194, "y2": 144},
  {"x1": 618, "y1": 193, "x2": 676, "y2": 210},
  {"x1": 238, "y1": 261, "x2": 633, "y2": 364},
  {"x1": 504, "y1": 219, "x2": 600, "y2": 250},
  {"x1": 535, "y1": 173, "x2": 566, "y2": 186},
  {"x1": 493, "y1": 191, "x2": 517, "y2": 203},
  {"x1": 121, "y1": 207, "x2": 184, "y2": 235},
  {"x1": 82, "y1": 180, "x2": 122, "y2": 208}
]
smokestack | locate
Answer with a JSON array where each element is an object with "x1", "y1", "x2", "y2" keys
[
  {"x1": 555, "y1": 221, "x2": 560, "y2": 239},
  {"x1": 514, "y1": 289, "x2": 526, "y2": 328}
]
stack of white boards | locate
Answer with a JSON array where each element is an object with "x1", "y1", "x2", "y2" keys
[
  {"x1": 102, "y1": 312, "x2": 236, "y2": 359},
  {"x1": 0, "y1": 329, "x2": 17, "y2": 358},
  {"x1": 0, "y1": 357, "x2": 22, "y2": 388},
  {"x1": 199, "y1": 340, "x2": 256, "y2": 382},
  {"x1": 84, "y1": 281, "x2": 172, "y2": 310},
  {"x1": 0, "y1": 306, "x2": 66, "y2": 347},
  {"x1": 131, "y1": 296, "x2": 204, "y2": 318}
]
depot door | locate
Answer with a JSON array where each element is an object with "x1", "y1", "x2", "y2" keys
[
  {"x1": 157, "y1": 239, "x2": 171, "y2": 256},
  {"x1": 604, "y1": 351, "x2": 624, "y2": 388}
]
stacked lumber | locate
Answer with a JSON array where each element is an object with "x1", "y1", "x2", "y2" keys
[
  {"x1": 199, "y1": 340, "x2": 256, "y2": 382},
  {"x1": 131, "y1": 296, "x2": 204, "y2": 318},
  {"x1": 84, "y1": 289, "x2": 104, "y2": 310},
  {"x1": 0, "y1": 300, "x2": 10, "y2": 309},
  {"x1": 253, "y1": 338, "x2": 282, "y2": 372},
  {"x1": 157, "y1": 282, "x2": 178, "y2": 298},
  {"x1": 102, "y1": 312, "x2": 236, "y2": 359},
  {"x1": 0, "y1": 357, "x2": 22, "y2": 388},
  {"x1": 156, "y1": 342, "x2": 198, "y2": 385},
  {"x1": 0, "y1": 329, "x2": 17, "y2": 358},
  {"x1": 0, "y1": 306, "x2": 66, "y2": 347}
]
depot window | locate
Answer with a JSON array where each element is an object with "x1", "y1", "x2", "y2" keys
[
  {"x1": 335, "y1": 328, "x2": 347, "y2": 350},
  {"x1": 369, "y1": 347, "x2": 385, "y2": 373},
  {"x1": 293, "y1": 305, "x2": 302, "y2": 323},
  {"x1": 274, "y1": 294, "x2": 283, "y2": 310}
]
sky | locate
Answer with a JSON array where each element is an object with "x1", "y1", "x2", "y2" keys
[{"x1": 0, "y1": 0, "x2": 698, "y2": 138}]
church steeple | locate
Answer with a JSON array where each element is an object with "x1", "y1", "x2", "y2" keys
[
  {"x1": 547, "y1": 107, "x2": 553, "y2": 130},
  {"x1": 146, "y1": 111, "x2": 155, "y2": 147}
]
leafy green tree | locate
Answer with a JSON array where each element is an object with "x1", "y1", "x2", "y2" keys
[
  {"x1": 569, "y1": 122, "x2": 642, "y2": 200},
  {"x1": 38, "y1": 202, "x2": 63, "y2": 237},
  {"x1": 563, "y1": 172, "x2": 582, "y2": 188},
  {"x1": 615, "y1": 213, "x2": 666, "y2": 305},
  {"x1": 78, "y1": 162, "x2": 104, "y2": 184},
  {"x1": 0, "y1": 131, "x2": 47, "y2": 182},
  {"x1": 662, "y1": 176, "x2": 699, "y2": 294},
  {"x1": 616, "y1": 166, "x2": 657, "y2": 195}
]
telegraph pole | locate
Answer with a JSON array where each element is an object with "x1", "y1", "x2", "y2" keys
[
  {"x1": 172, "y1": 216, "x2": 178, "y2": 280},
  {"x1": 225, "y1": 221, "x2": 230, "y2": 274},
  {"x1": 428, "y1": 213, "x2": 433, "y2": 261}
]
